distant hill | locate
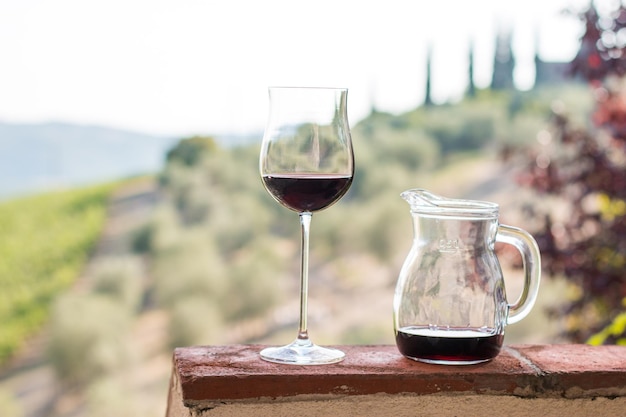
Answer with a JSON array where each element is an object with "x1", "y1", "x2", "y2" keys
[
  {"x1": 0, "y1": 122, "x2": 262, "y2": 200},
  {"x1": 0, "y1": 122, "x2": 179, "y2": 199}
]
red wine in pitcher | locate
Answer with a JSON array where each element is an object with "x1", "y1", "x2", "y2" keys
[
  {"x1": 395, "y1": 326, "x2": 504, "y2": 364},
  {"x1": 263, "y1": 173, "x2": 352, "y2": 212}
]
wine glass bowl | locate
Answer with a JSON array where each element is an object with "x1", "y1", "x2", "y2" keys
[
  {"x1": 261, "y1": 173, "x2": 352, "y2": 213},
  {"x1": 259, "y1": 87, "x2": 354, "y2": 365}
]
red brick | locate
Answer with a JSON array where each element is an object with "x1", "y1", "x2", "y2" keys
[
  {"x1": 513, "y1": 344, "x2": 626, "y2": 397},
  {"x1": 174, "y1": 344, "x2": 538, "y2": 403}
]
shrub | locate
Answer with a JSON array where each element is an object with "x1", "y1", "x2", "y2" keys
[
  {"x1": 218, "y1": 240, "x2": 285, "y2": 322},
  {"x1": 90, "y1": 256, "x2": 144, "y2": 312},
  {"x1": 149, "y1": 203, "x2": 183, "y2": 253},
  {"x1": 164, "y1": 136, "x2": 219, "y2": 167},
  {"x1": 167, "y1": 296, "x2": 224, "y2": 348},
  {"x1": 515, "y1": 3, "x2": 626, "y2": 342},
  {"x1": 206, "y1": 193, "x2": 274, "y2": 256},
  {"x1": 47, "y1": 294, "x2": 132, "y2": 384},
  {"x1": 151, "y1": 228, "x2": 227, "y2": 308}
]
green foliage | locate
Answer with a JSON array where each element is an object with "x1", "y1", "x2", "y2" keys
[
  {"x1": 152, "y1": 227, "x2": 228, "y2": 308},
  {"x1": 91, "y1": 256, "x2": 144, "y2": 313},
  {"x1": 145, "y1": 138, "x2": 293, "y2": 345},
  {"x1": 587, "y1": 308, "x2": 626, "y2": 346},
  {"x1": 45, "y1": 257, "x2": 144, "y2": 389},
  {"x1": 218, "y1": 238, "x2": 284, "y2": 321},
  {"x1": 168, "y1": 296, "x2": 224, "y2": 348},
  {"x1": 0, "y1": 183, "x2": 115, "y2": 364},
  {"x1": 132, "y1": 222, "x2": 154, "y2": 253},
  {"x1": 161, "y1": 163, "x2": 215, "y2": 225},
  {"x1": 47, "y1": 293, "x2": 132, "y2": 384},
  {"x1": 165, "y1": 135, "x2": 219, "y2": 167}
]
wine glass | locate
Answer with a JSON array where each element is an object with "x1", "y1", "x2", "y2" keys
[{"x1": 259, "y1": 86, "x2": 354, "y2": 365}]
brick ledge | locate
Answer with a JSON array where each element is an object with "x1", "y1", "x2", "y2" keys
[{"x1": 169, "y1": 344, "x2": 626, "y2": 407}]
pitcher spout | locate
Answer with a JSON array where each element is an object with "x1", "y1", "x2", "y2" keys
[
  {"x1": 401, "y1": 188, "x2": 499, "y2": 218},
  {"x1": 401, "y1": 189, "x2": 446, "y2": 209}
]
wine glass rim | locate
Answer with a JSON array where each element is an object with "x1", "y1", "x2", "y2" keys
[{"x1": 269, "y1": 86, "x2": 348, "y2": 91}]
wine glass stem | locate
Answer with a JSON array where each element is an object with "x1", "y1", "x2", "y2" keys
[{"x1": 297, "y1": 211, "x2": 312, "y2": 341}]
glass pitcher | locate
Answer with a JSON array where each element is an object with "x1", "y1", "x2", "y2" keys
[{"x1": 393, "y1": 189, "x2": 541, "y2": 365}]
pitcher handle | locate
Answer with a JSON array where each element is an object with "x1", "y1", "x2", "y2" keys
[{"x1": 496, "y1": 224, "x2": 542, "y2": 325}]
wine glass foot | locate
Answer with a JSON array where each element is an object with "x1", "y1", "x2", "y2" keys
[{"x1": 260, "y1": 339, "x2": 345, "y2": 365}]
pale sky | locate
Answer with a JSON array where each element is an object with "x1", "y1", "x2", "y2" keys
[{"x1": 0, "y1": 0, "x2": 593, "y2": 138}]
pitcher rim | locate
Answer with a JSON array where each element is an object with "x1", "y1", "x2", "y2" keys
[{"x1": 401, "y1": 188, "x2": 499, "y2": 218}]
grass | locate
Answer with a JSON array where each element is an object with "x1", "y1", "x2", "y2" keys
[{"x1": 0, "y1": 182, "x2": 117, "y2": 364}]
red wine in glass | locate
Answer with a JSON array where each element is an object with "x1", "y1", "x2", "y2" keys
[{"x1": 262, "y1": 173, "x2": 353, "y2": 213}]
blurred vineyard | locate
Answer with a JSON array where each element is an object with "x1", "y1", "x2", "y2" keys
[{"x1": 0, "y1": 183, "x2": 116, "y2": 364}]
